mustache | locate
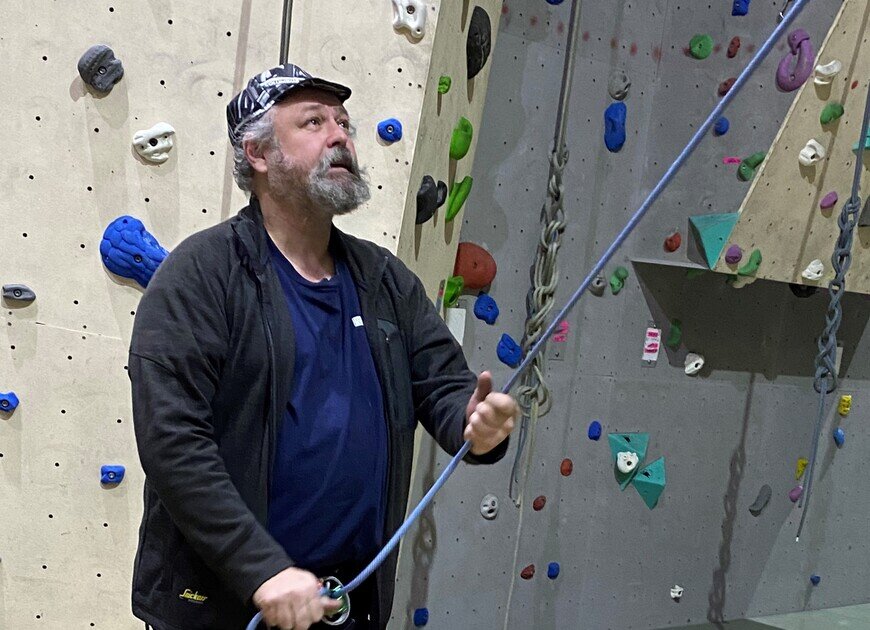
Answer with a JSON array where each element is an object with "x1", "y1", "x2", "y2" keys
[{"x1": 316, "y1": 147, "x2": 360, "y2": 176}]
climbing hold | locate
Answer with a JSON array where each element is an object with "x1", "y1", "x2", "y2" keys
[
  {"x1": 689, "y1": 213, "x2": 739, "y2": 269},
  {"x1": 810, "y1": 575, "x2": 821, "y2": 586},
  {"x1": 590, "y1": 276, "x2": 607, "y2": 296},
  {"x1": 833, "y1": 427, "x2": 845, "y2": 447},
  {"x1": 2, "y1": 284, "x2": 36, "y2": 302},
  {"x1": 632, "y1": 456, "x2": 666, "y2": 509},
  {"x1": 727, "y1": 37, "x2": 741, "y2": 58},
  {"x1": 684, "y1": 353, "x2": 704, "y2": 376},
  {"x1": 560, "y1": 458, "x2": 573, "y2": 476},
  {"x1": 414, "y1": 608, "x2": 429, "y2": 627},
  {"x1": 77, "y1": 44, "x2": 124, "y2": 93},
  {"x1": 686, "y1": 268, "x2": 706, "y2": 280},
  {"x1": 454, "y1": 242, "x2": 496, "y2": 290},
  {"x1": 714, "y1": 117, "x2": 730, "y2": 136},
  {"x1": 666, "y1": 320, "x2": 682, "y2": 349},
  {"x1": 749, "y1": 484, "x2": 772, "y2": 516},
  {"x1": 604, "y1": 102, "x2": 627, "y2": 152},
  {"x1": 820, "y1": 191, "x2": 839, "y2": 210},
  {"x1": 133, "y1": 122, "x2": 176, "y2": 164},
  {"x1": 738, "y1": 151, "x2": 766, "y2": 181},
  {"x1": 802, "y1": 259, "x2": 824, "y2": 281},
  {"x1": 814, "y1": 59, "x2": 842, "y2": 85},
  {"x1": 838, "y1": 395, "x2": 852, "y2": 417},
  {"x1": 438, "y1": 75, "x2": 452, "y2": 94},
  {"x1": 718, "y1": 77, "x2": 737, "y2": 97},
  {"x1": 100, "y1": 465, "x2": 126, "y2": 485},
  {"x1": 391, "y1": 0, "x2": 427, "y2": 39},
  {"x1": 664, "y1": 231, "x2": 682, "y2": 252},
  {"x1": 799, "y1": 139, "x2": 825, "y2": 165},
  {"x1": 100, "y1": 216, "x2": 168, "y2": 289},
  {"x1": 0, "y1": 392, "x2": 20, "y2": 414},
  {"x1": 689, "y1": 34, "x2": 714, "y2": 59},
  {"x1": 852, "y1": 129, "x2": 870, "y2": 153},
  {"x1": 450, "y1": 117, "x2": 473, "y2": 160},
  {"x1": 467, "y1": 7, "x2": 492, "y2": 81},
  {"x1": 737, "y1": 249, "x2": 762, "y2": 276},
  {"x1": 497, "y1": 333, "x2": 522, "y2": 368},
  {"x1": 609, "y1": 266, "x2": 629, "y2": 294},
  {"x1": 616, "y1": 451, "x2": 639, "y2": 474},
  {"x1": 722, "y1": 156, "x2": 742, "y2": 165},
  {"x1": 777, "y1": 29, "x2": 815, "y2": 92},
  {"x1": 377, "y1": 118, "x2": 403, "y2": 143},
  {"x1": 725, "y1": 245, "x2": 743, "y2": 265},
  {"x1": 795, "y1": 458, "x2": 809, "y2": 480},
  {"x1": 546, "y1": 0, "x2": 565, "y2": 4},
  {"x1": 588, "y1": 420, "x2": 602, "y2": 441},
  {"x1": 415, "y1": 175, "x2": 447, "y2": 225},
  {"x1": 443, "y1": 276, "x2": 464, "y2": 308},
  {"x1": 520, "y1": 565, "x2": 535, "y2": 580},
  {"x1": 671, "y1": 585, "x2": 684, "y2": 601},
  {"x1": 789, "y1": 283, "x2": 817, "y2": 298},
  {"x1": 473, "y1": 294, "x2": 499, "y2": 325},
  {"x1": 788, "y1": 485, "x2": 804, "y2": 502},
  {"x1": 547, "y1": 563, "x2": 561, "y2": 580},
  {"x1": 532, "y1": 496, "x2": 547, "y2": 511},
  {"x1": 608, "y1": 433, "x2": 649, "y2": 489},
  {"x1": 445, "y1": 176, "x2": 473, "y2": 221},
  {"x1": 732, "y1": 0, "x2": 751, "y2": 16},
  {"x1": 820, "y1": 103, "x2": 844, "y2": 125},
  {"x1": 608, "y1": 68, "x2": 631, "y2": 101},
  {"x1": 480, "y1": 494, "x2": 499, "y2": 520}
]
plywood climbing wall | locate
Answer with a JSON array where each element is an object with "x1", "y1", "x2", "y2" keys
[{"x1": 712, "y1": 0, "x2": 870, "y2": 292}]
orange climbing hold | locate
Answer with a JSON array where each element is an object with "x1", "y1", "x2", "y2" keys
[
  {"x1": 664, "y1": 231, "x2": 681, "y2": 252},
  {"x1": 533, "y1": 496, "x2": 547, "y2": 511},
  {"x1": 453, "y1": 242, "x2": 497, "y2": 290},
  {"x1": 521, "y1": 564, "x2": 536, "y2": 579},
  {"x1": 560, "y1": 459, "x2": 573, "y2": 476}
]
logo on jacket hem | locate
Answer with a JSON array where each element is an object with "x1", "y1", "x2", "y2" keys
[{"x1": 179, "y1": 589, "x2": 208, "y2": 604}]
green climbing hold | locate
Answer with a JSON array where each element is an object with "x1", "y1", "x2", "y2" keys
[
  {"x1": 450, "y1": 117, "x2": 474, "y2": 160},
  {"x1": 686, "y1": 268, "x2": 706, "y2": 279},
  {"x1": 689, "y1": 213, "x2": 739, "y2": 269},
  {"x1": 666, "y1": 319, "x2": 682, "y2": 349},
  {"x1": 689, "y1": 34, "x2": 714, "y2": 59},
  {"x1": 608, "y1": 432, "x2": 649, "y2": 490},
  {"x1": 737, "y1": 151, "x2": 766, "y2": 181},
  {"x1": 444, "y1": 275, "x2": 464, "y2": 307},
  {"x1": 445, "y1": 176, "x2": 474, "y2": 221},
  {"x1": 632, "y1": 456, "x2": 666, "y2": 509},
  {"x1": 438, "y1": 75, "x2": 452, "y2": 94},
  {"x1": 738, "y1": 249, "x2": 762, "y2": 276},
  {"x1": 820, "y1": 102, "x2": 844, "y2": 125},
  {"x1": 610, "y1": 266, "x2": 629, "y2": 294}
]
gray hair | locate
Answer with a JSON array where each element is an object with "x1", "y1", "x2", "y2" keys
[{"x1": 232, "y1": 109, "x2": 277, "y2": 193}]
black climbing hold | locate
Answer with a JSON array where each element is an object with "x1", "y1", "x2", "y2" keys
[
  {"x1": 2, "y1": 284, "x2": 36, "y2": 302},
  {"x1": 77, "y1": 44, "x2": 125, "y2": 93},
  {"x1": 789, "y1": 283, "x2": 818, "y2": 298},
  {"x1": 416, "y1": 175, "x2": 446, "y2": 225},
  {"x1": 467, "y1": 7, "x2": 492, "y2": 81},
  {"x1": 749, "y1": 484, "x2": 771, "y2": 516}
]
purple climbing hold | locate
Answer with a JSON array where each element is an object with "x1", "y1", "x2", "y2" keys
[
  {"x1": 777, "y1": 29, "x2": 815, "y2": 92},
  {"x1": 789, "y1": 485, "x2": 804, "y2": 502},
  {"x1": 725, "y1": 245, "x2": 743, "y2": 265},
  {"x1": 820, "y1": 191, "x2": 838, "y2": 210}
]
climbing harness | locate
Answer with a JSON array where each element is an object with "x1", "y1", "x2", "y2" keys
[
  {"x1": 246, "y1": 0, "x2": 813, "y2": 626},
  {"x1": 796, "y1": 79, "x2": 870, "y2": 542}
]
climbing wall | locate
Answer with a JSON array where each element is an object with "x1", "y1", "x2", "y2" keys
[{"x1": 390, "y1": 0, "x2": 870, "y2": 629}]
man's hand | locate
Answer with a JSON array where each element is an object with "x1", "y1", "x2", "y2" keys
[
  {"x1": 252, "y1": 567, "x2": 342, "y2": 630},
  {"x1": 464, "y1": 371, "x2": 518, "y2": 456}
]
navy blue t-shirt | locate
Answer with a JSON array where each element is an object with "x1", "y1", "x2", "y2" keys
[{"x1": 266, "y1": 235, "x2": 388, "y2": 571}]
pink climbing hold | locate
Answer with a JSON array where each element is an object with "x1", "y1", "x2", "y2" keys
[
  {"x1": 789, "y1": 485, "x2": 804, "y2": 502},
  {"x1": 723, "y1": 156, "x2": 742, "y2": 165},
  {"x1": 820, "y1": 191, "x2": 838, "y2": 210}
]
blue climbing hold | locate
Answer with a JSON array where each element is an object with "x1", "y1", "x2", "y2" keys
[
  {"x1": 377, "y1": 118, "x2": 403, "y2": 143},
  {"x1": 714, "y1": 117, "x2": 730, "y2": 136},
  {"x1": 545, "y1": 0, "x2": 565, "y2": 4},
  {"x1": 588, "y1": 420, "x2": 602, "y2": 441},
  {"x1": 810, "y1": 574, "x2": 821, "y2": 585},
  {"x1": 604, "y1": 102, "x2": 627, "y2": 152},
  {"x1": 547, "y1": 562, "x2": 561, "y2": 579},
  {"x1": 413, "y1": 607, "x2": 429, "y2": 627},
  {"x1": 473, "y1": 294, "x2": 499, "y2": 325},
  {"x1": 100, "y1": 465, "x2": 126, "y2": 485},
  {"x1": 100, "y1": 216, "x2": 168, "y2": 288},
  {"x1": 497, "y1": 333, "x2": 522, "y2": 368},
  {"x1": 833, "y1": 427, "x2": 845, "y2": 447},
  {"x1": 732, "y1": 0, "x2": 751, "y2": 16},
  {"x1": 0, "y1": 391, "x2": 20, "y2": 413}
]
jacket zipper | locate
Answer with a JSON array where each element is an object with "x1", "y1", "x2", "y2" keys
[{"x1": 255, "y1": 274, "x2": 278, "y2": 529}]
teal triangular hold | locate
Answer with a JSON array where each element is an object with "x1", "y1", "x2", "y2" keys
[
  {"x1": 853, "y1": 129, "x2": 870, "y2": 153},
  {"x1": 608, "y1": 433, "x2": 649, "y2": 490},
  {"x1": 632, "y1": 456, "x2": 666, "y2": 509},
  {"x1": 689, "y1": 213, "x2": 739, "y2": 269}
]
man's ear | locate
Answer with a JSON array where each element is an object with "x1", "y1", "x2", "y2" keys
[{"x1": 243, "y1": 138, "x2": 271, "y2": 175}]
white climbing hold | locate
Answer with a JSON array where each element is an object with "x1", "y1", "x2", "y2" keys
[
  {"x1": 802, "y1": 259, "x2": 824, "y2": 281},
  {"x1": 133, "y1": 122, "x2": 176, "y2": 164},
  {"x1": 798, "y1": 139, "x2": 826, "y2": 166},
  {"x1": 480, "y1": 493, "x2": 499, "y2": 520},
  {"x1": 813, "y1": 59, "x2": 842, "y2": 85},
  {"x1": 684, "y1": 353, "x2": 705, "y2": 375},
  {"x1": 391, "y1": 0, "x2": 426, "y2": 39},
  {"x1": 670, "y1": 585, "x2": 684, "y2": 600},
  {"x1": 616, "y1": 451, "x2": 639, "y2": 474}
]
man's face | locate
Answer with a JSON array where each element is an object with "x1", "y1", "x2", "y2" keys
[{"x1": 262, "y1": 89, "x2": 370, "y2": 217}]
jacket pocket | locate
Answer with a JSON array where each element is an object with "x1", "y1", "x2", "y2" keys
[{"x1": 377, "y1": 318, "x2": 416, "y2": 432}]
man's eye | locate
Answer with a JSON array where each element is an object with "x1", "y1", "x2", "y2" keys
[
  {"x1": 308, "y1": 117, "x2": 321, "y2": 126},
  {"x1": 338, "y1": 120, "x2": 350, "y2": 129}
]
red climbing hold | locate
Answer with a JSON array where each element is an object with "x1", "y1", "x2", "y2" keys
[
  {"x1": 533, "y1": 496, "x2": 547, "y2": 511},
  {"x1": 521, "y1": 564, "x2": 536, "y2": 580},
  {"x1": 453, "y1": 242, "x2": 497, "y2": 290},
  {"x1": 727, "y1": 36, "x2": 741, "y2": 58},
  {"x1": 664, "y1": 231, "x2": 682, "y2": 253},
  {"x1": 853, "y1": 80, "x2": 860, "y2": 90},
  {"x1": 718, "y1": 77, "x2": 737, "y2": 96},
  {"x1": 560, "y1": 458, "x2": 573, "y2": 476}
]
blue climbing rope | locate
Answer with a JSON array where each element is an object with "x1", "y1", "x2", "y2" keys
[
  {"x1": 246, "y1": 0, "x2": 813, "y2": 626},
  {"x1": 796, "y1": 79, "x2": 870, "y2": 542}
]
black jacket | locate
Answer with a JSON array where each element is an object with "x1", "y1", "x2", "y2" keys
[{"x1": 128, "y1": 198, "x2": 508, "y2": 630}]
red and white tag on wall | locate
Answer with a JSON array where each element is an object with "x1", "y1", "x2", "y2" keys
[
  {"x1": 642, "y1": 325, "x2": 662, "y2": 366},
  {"x1": 548, "y1": 320, "x2": 570, "y2": 362}
]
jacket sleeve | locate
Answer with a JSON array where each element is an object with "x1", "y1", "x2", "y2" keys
[
  {"x1": 128, "y1": 236, "x2": 292, "y2": 604},
  {"x1": 403, "y1": 271, "x2": 509, "y2": 465}
]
